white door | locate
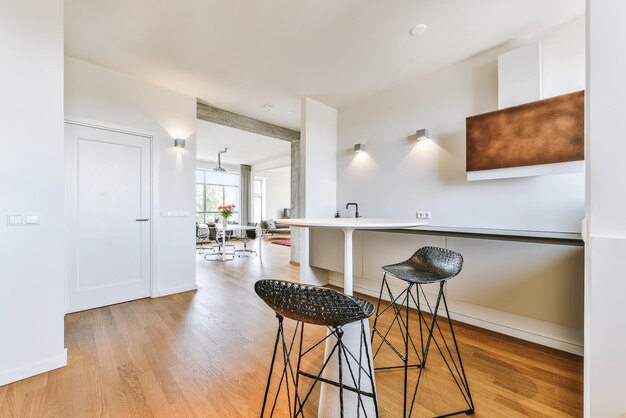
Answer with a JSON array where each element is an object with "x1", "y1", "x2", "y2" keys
[{"x1": 65, "y1": 122, "x2": 151, "y2": 313}]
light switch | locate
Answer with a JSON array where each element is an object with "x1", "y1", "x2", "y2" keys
[
  {"x1": 25, "y1": 215, "x2": 39, "y2": 225},
  {"x1": 161, "y1": 211, "x2": 191, "y2": 218},
  {"x1": 7, "y1": 215, "x2": 24, "y2": 226}
]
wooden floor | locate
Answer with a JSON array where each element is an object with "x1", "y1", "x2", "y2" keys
[{"x1": 0, "y1": 239, "x2": 583, "y2": 417}]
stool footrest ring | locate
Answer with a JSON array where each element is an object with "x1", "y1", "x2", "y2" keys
[
  {"x1": 374, "y1": 364, "x2": 422, "y2": 371},
  {"x1": 298, "y1": 371, "x2": 376, "y2": 398}
]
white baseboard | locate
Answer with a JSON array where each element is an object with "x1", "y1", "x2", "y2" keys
[
  {"x1": 154, "y1": 283, "x2": 198, "y2": 297},
  {"x1": 329, "y1": 277, "x2": 583, "y2": 356},
  {"x1": 0, "y1": 349, "x2": 67, "y2": 387},
  {"x1": 445, "y1": 299, "x2": 583, "y2": 355}
]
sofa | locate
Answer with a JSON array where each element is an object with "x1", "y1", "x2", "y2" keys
[{"x1": 260, "y1": 219, "x2": 291, "y2": 238}]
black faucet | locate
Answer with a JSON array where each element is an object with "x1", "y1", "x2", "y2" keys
[{"x1": 346, "y1": 202, "x2": 360, "y2": 218}]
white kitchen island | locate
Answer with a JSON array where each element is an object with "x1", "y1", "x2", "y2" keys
[{"x1": 280, "y1": 218, "x2": 427, "y2": 417}]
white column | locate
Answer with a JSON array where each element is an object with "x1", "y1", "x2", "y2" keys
[
  {"x1": 299, "y1": 97, "x2": 338, "y2": 285},
  {"x1": 585, "y1": 1, "x2": 626, "y2": 416}
]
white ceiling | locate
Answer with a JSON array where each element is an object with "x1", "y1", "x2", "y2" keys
[
  {"x1": 196, "y1": 120, "x2": 291, "y2": 166},
  {"x1": 64, "y1": 0, "x2": 584, "y2": 130}
]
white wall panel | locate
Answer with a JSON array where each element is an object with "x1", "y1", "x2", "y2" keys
[
  {"x1": 446, "y1": 237, "x2": 583, "y2": 329},
  {"x1": 310, "y1": 229, "x2": 363, "y2": 277},
  {"x1": 0, "y1": 0, "x2": 66, "y2": 385}
]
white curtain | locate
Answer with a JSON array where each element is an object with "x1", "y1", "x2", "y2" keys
[{"x1": 239, "y1": 164, "x2": 252, "y2": 226}]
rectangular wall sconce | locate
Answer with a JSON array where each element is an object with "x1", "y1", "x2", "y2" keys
[
  {"x1": 174, "y1": 138, "x2": 186, "y2": 148},
  {"x1": 354, "y1": 143, "x2": 365, "y2": 153},
  {"x1": 416, "y1": 129, "x2": 430, "y2": 141}
]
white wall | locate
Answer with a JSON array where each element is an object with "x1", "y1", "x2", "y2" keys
[
  {"x1": 255, "y1": 167, "x2": 291, "y2": 220},
  {"x1": 254, "y1": 154, "x2": 291, "y2": 172},
  {"x1": 0, "y1": 0, "x2": 67, "y2": 385},
  {"x1": 337, "y1": 17, "x2": 585, "y2": 232},
  {"x1": 585, "y1": 1, "x2": 626, "y2": 416},
  {"x1": 65, "y1": 57, "x2": 198, "y2": 298}
]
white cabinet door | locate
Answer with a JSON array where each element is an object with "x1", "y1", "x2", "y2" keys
[{"x1": 65, "y1": 123, "x2": 151, "y2": 313}]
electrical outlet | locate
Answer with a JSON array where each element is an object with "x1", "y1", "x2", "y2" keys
[{"x1": 416, "y1": 211, "x2": 431, "y2": 220}]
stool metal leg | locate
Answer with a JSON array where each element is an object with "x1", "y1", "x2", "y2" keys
[
  {"x1": 337, "y1": 321, "x2": 380, "y2": 418},
  {"x1": 260, "y1": 314, "x2": 304, "y2": 418},
  {"x1": 411, "y1": 285, "x2": 426, "y2": 368},
  {"x1": 372, "y1": 278, "x2": 424, "y2": 370},
  {"x1": 261, "y1": 315, "x2": 283, "y2": 418},
  {"x1": 409, "y1": 283, "x2": 444, "y2": 418},
  {"x1": 370, "y1": 273, "x2": 387, "y2": 340},
  {"x1": 409, "y1": 282, "x2": 475, "y2": 418},
  {"x1": 372, "y1": 276, "x2": 474, "y2": 418},
  {"x1": 371, "y1": 276, "x2": 425, "y2": 418},
  {"x1": 293, "y1": 323, "x2": 304, "y2": 416},
  {"x1": 361, "y1": 320, "x2": 380, "y2": 417},
  {"x1": 279, "y1": 320, "x2": 294, "y2": 417},
  {"x1": 403, "y1": 283, "x2": 410, "y2": 418},
  {"x1": 441, "y1": 291, "x2": 475, "y2": 415},
  {"x1": 337, "y1": 327, "x2": 345, "y2": 418},
  {"x1": 295, "y1": 332, "x2": 340, "y2": 417},
  {"x1": 295, "y1": 324, "x2": 379, "y2": 418}
]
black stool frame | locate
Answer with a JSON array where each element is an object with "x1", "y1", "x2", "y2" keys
[
  {"x1": 261, "y1": 314, "x2": 379, "y2": 418},
  {"x1": 371, "y1": 273, "x2": 475, "y2": 417}
]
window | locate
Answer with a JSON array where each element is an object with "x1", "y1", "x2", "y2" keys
[
  {"x1": 253, "y1": 177, "x2": 265, "y2": 223},
  {"x1": 196, "y1": 169, "x2": 240, "y2": 224}
]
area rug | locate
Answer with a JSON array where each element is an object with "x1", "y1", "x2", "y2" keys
[{"x1": 271, "y1": 239, "x2": 291, "y2": 247}]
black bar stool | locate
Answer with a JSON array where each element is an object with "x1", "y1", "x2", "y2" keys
[
  {"x1": 255, "y1": 279, "x2": 379, "y2": 417},
  {"x1": 370, "y1": 247, "x2": 475, "y2": 418}
]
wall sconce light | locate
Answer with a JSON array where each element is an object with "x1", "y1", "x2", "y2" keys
[
  {"x1": 354, "y1": 143, "x2": 365, "y2": 153},
  {"x1": 416, "y1": 129, "x2": 430, "y2": 141},
  {"x1": 174, "y1": 138, "x2": 186, "y2": 148}
]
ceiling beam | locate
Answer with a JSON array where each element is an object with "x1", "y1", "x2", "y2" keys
[{"x1": 197, "y1": 99, "x2": 300, "y2": 142}]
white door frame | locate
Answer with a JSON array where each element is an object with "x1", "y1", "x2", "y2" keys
[{"x1": 64, "y1": 116, "x2": 160, "y2": 312}]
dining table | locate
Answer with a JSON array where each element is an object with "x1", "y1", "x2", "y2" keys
[
  {"x1": 213, "y1": 223, "x2": 263, "y2": 261},
  {"x1": 279, "y1": 218, "x2": 428, "y2": 417}
]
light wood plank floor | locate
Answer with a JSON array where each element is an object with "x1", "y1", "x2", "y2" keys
[{"x1": 0, "y1": 239, "x2": 583, "y2": 417}]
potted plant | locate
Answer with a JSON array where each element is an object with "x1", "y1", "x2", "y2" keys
[{"x1": 217, "y1": 204, "x2": 236, "y2": 230}]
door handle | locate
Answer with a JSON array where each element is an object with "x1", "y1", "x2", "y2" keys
[{"x1": 135, "y1": 218, "x2": 150, "y2": 222}]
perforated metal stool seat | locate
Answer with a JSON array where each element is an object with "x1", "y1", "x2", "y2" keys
[
  {"x1": 371, "y1": 247, "x2": 475, "y2": 418},
  {"x1": 255, "y1": 279, "x2": 379, "y2": 417},
  {"x1": 381, "y1": 246, "x2": 463, "y2": 284},
  {"x1": 256, "y1": 279, "x2": 375, "y2": 327}
]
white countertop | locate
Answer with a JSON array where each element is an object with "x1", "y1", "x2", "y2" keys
[
  {"x1": 406, "y1": 225, "x2": 582, "y2": 241},
  {"x1": 278, "y1": 219, "x2": 582, "y2": 243},
  {"x1": 280, "y1": 218, "x2": 427, "y2": 229}
]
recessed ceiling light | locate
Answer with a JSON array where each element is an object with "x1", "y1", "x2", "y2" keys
[
  {"x1": 410, "y1": 24, "x2": 428, "y2": 36},
  {"x1": 262, "y1": 104, "x2": 273, "y2": 112}
]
